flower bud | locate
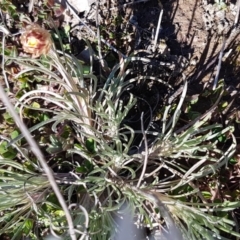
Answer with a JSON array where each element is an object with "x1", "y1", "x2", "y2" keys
[{"x1": 20, "y1": 24, "x2": 52, "y2": 58}]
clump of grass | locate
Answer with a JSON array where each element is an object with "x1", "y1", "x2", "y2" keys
[{"x1": 0, "y1": 14, "x2": 240, "y2": 240}]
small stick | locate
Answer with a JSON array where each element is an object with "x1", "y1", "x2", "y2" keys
[
  {"x1": 212, "y1": 36, "x2": 226, "y2": 90},
  {"x1": 234, "y1": 0, "x2": 240, "y2": 26},
  {"x1": 153, "y1": 9, "x2": 163, "y2": 52},
  {"x1": 0, "y1": 82, "x2": 77, "y2": 239}
]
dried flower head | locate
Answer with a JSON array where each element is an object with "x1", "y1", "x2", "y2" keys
[{"x1": 20, "y1": 24, "x2": 52, "y2": 58}]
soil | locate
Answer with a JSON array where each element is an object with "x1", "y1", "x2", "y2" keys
[
  {"x1": 158, "y1": 0, "x2": 240, "y2": 146},
  {"x1": 70, "y1": 0, "x2": 240, "y2": 110}
]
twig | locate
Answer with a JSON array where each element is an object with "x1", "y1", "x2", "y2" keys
[
  {"x1": 0, "y1": 84, "x2": 77, "y2": 239},
  {"x1": 212, "y1": 36, "x2": 226, "y2": 90},
  {"x1": 235, "y1": 0, "x2": 240, "y2": 26},
  {"x1": 153, "y1": 9, "x2": 163, "y2": 52}
]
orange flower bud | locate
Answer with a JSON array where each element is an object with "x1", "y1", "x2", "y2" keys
[{"x1": 20, "y1": 24, "x2": 52, "y2": 58}]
